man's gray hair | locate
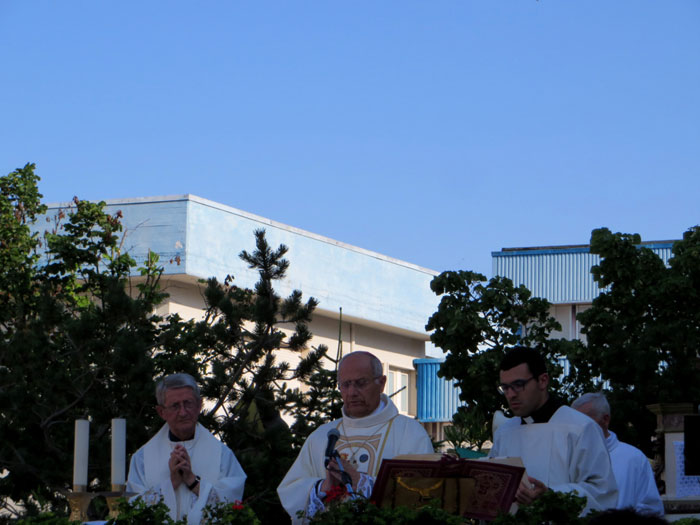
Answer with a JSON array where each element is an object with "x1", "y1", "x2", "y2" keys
[
  {"x1": 572, "y1": 391, "x2": 610, "y2": 418},
  {"x1": 155, "y1": 373, "x2": 201, "y2": 406},
  {"x1": 338, "y1": 351, "x2": 383, "y2": 377}
]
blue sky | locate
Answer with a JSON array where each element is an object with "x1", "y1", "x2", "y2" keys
[{"x1": 2, "y1": 1, "x2": 698, "y2": 277}]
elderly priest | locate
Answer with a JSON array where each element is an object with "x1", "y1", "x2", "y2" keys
[
  {"x1": 489, "y1": 346, "x2": 618, "y2": 513},
  {"x1": 126, "y1": 373, "x2": 247, "y2": 524},
  {"x1": 277, "y1": 351, "x2": 434, "y2": 523},
  {"x1": 573, "y1": 392, "x2": 664, "y2": 516}
]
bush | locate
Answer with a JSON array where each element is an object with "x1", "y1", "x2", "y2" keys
[
  {"x1": 491, "y1": 490, "x2": 587, "y2": 525},
  {"x1": 13, "y1": 513, "x2": 80, "y2": 525},
  {"x1": 303, "y1": 497, "x2": 467, "y2": 525},
  {"x1": 105, "y1": 498, "x2": 184, "y2": 524},
  {"x1": 201, "y1": 500, "x2": 260, "y2": 524}
]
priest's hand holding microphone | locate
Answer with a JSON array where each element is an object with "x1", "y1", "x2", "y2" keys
[{"x1": 321, "y1": 429, "x2": 360, "y2": 494}]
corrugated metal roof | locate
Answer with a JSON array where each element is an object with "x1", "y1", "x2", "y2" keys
[
  {"x1": 414, "y1": 358, "x2": 465, "y2": 422},
  {"x1": 491, "y1": 244, "x2": 674, "y2": 304}
]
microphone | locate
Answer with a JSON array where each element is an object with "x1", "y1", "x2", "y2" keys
[{"x1": 324, "y1": 429, "x2": 340, "y2": 467}]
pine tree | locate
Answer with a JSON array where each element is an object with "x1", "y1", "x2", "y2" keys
[
  {"x1": 189, "y1": 229, "x2": 341, "y2": 522},
  {"x1": 0, "y1": 165, "x2": 341, "y2": 522}
]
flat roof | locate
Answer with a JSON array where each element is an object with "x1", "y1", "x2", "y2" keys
[{"x1": 42, "y1": 194, "x2": 440, "y2": 338}]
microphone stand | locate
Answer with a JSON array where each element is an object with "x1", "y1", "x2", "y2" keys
[{"x1": 331, "y1": 450, "x2": 356, "y2": 499}]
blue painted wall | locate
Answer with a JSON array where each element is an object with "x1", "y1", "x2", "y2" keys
[
  {"x1": 43, "y1": 195, "x2": 440, "y2": 336},
  {"x1": 414, "y1": 358, "x2": 465, "y2": 422}
]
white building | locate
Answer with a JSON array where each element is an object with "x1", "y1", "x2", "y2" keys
[
  {"x1": 492, "y1": 242, "x2": 674, "y2": 342},
  {"x1": 45, "y1": 194, "x2": 441, "y2": 420}
]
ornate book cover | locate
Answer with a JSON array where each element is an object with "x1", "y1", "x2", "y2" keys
[{"x1": 371, "y1": 454, "x2": 524, "y2": 521}]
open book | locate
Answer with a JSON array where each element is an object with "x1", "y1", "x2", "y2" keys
[{"x1": 371, "y1": 454, "x2": 525, "y2": 521}]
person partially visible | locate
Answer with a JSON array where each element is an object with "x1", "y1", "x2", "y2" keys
[
  {"x1": 573, "y1": 392, "x2": 664, "y2": 517},
  {"x1": 489, "y1": 346, "x2": 618, "y2": 513},
  {"x1": 277, "y1": 351, "x2": 434, "y2": 523},
  {"x1": 126, "y1": 373, "x2": 246, "y2": 524}
]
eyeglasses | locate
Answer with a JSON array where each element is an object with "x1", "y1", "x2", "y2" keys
[
  {"x1": 161, "y1": 400, "x2": 199, "y2": 412},
  {"x1": 338, "y1": 377, "x2": 380, "y2": 392},
  {"x1": 497, "y1": 376, "x2": 535, "y2": 395}
]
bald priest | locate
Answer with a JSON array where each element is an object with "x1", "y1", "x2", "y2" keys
[{"x1": 277, "y1": 351, "x2": 434, "y2": 523}]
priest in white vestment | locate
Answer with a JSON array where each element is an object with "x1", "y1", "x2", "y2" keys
[
  {"x1": 277, "y1": 351, "x2": 434, "y2": 523},
  {"x1": 126, "y1": 373, "x2": 247, "y2": 525},
  {"x1": 489, "y1": 346, "x2": 618, "y2": 514},
  {"x1": 573, "y1": 392, "x2": 664, "y2": 516}
]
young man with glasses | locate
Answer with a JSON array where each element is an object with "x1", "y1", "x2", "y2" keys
[
  {"x1": 126, "y1": 373, "x2": 247, "y2": 524},
  {"x1": 489, "y1": 346, "x2": 618, "y2": 514},
  {"x1": 278, "y1": 351, "x2": 433, "y2": 523}
]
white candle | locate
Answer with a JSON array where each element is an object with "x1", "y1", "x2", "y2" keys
[
  {"x1": 111, "y1": 418, "x2": 126, "y2": 486},
  {"x1": 73, "y1": 419, "x2": 90, "y2": 489}
]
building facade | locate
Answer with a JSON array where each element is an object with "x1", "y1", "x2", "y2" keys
[
  {"x1": 44, "y1": 194, "x2": 441, "y2": 419},
  {"x1": 492, "y1": 242, "x2": 675, "y2": 341},
  {"x1": 414, "y1": 241, "x2": 678, "y2": 442}
]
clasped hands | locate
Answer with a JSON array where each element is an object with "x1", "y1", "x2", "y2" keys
[
  {"x1": 321, "y1": 455, "x2": 361, "y2": 494},
  {"x1": 169, "y1": 444, "x2": 198, "y2": 493}
]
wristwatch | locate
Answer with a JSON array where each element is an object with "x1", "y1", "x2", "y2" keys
[{"x1": 187, "y1": 475, "x2": 200, "y2": 491}]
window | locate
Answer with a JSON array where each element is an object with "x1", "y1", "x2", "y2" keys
[{"x1": 387, "y1": 369, "x2": 409, "y2": 414}]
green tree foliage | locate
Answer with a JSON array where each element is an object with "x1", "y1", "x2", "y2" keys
[
  {"x1": 0, "y1": 165, "x2": 340, "y2": 522},
  {"x1": 106, "y1": 498, "x2": 184, "y2": 525},
  {"x1": 302, "y1": 491, "x2": 588, "y2": 525},
  {"x1": 0, "y1": 164, "x2": 175, "y2": 517},
  {"x1": 183, "y1": 229, "x2": 341, "y2": 522},
  {"x1": 491, "y1": 490, "x2": 587, "y2": 525},
  {"x1": 304, "y1": 498, "x2": 466, "y2": 525},
  {"x1": 442, "y1": 408, "x2": 491, "y2": 454},
  {"x1": 425, "y1": 270, "x2": 582, "y2": 446},
  {"x1": 576, "y1": 226, "x2": 700, "y2": 454},
  {"x1": 427, "y1": 226, "x2": 700, "y2": 461}
]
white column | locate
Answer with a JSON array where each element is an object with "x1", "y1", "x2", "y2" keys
[
  {"x1": 73, "y1": 419, "x2": 90, "y2": 490},
  {"x1": 111, "y1": 418, "x2": 126, "y2": 487}
]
